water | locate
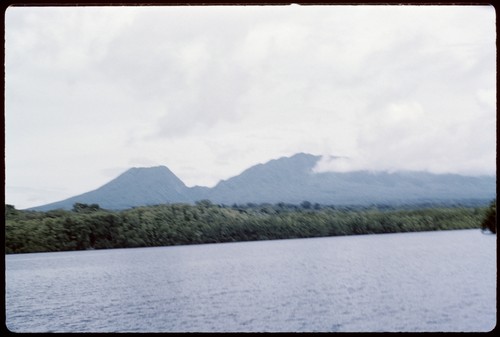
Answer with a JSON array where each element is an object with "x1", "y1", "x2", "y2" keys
[{"x1": 5, "y1": 229, "x2": 496, "y2": 332}]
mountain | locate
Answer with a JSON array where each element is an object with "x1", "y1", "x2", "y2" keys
[
  {"x1": 31, "y1": 166, "x2": 192, "y2": 211},
  {"x1": 207, "y1": 153, "x2": 322, "y2": 204},
  {"x1": 206, "y1": 153, "x2": 495, "y2": 205},
  {"x1": 28, "y1": 153, "x2": 496, "y2": 211}
]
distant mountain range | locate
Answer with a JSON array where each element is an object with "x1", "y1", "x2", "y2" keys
[{"x1": 29, "y1": 153, "x2": 496, "y2": 211}]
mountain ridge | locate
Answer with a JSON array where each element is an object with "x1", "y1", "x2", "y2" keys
[{"x1": 28, "y1": 153, "x2": 496, "y2": 211}]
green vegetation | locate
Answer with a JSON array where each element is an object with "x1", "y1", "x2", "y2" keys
[
  {"x1": 480, "y1": 199, "x2": 496, "y2": 233},
  {"x1": 5, "y1": 201, "x2": 490, "y2": 254}
]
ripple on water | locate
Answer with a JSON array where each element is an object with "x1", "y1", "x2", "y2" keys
[{"x1": 6, "y1": 230, "x2": 497, "y2": 332}]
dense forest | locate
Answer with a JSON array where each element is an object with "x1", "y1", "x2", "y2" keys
[{"x1": 5, "y1": 200, "x2": 495, "y2": 254}]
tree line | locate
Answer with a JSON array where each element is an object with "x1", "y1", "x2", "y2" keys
[{"x1": 5, "y1": 200, "x2": 495, "y2": 254}]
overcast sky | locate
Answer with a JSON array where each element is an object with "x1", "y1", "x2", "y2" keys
[{"x1": 5, "y1": 5, "x2": 496, "y2": 209}]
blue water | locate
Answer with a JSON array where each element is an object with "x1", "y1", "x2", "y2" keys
[{"x1": 5, "y1": 229, "x2": 496, "y2": 332}]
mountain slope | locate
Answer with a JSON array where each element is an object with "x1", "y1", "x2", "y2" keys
[
  {"x1": 31, "y1": 166, "x2": 192, "y2": 211},
  {"x1": 207, "y1": 153, "x2": 495, "y2": 205},
  {"x1": 207, "y1": 153, "x2": 322, "y2": 204},
  {"x1": 29, "y1": 154, "x2": 496, "y2": 211},
  {"x1": 306, "y1": 170, "x2": 495, "y2": 205}
]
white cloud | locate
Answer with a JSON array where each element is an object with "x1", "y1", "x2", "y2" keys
[
  {"x1": 477, "y1": 88, "x2": 496, "y2": 111},
  {"x1": 5, "y1": 5, "x2": 496, "y2": 209}
]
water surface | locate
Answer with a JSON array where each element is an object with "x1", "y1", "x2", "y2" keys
[{"x1": 6, "y1": 229, "x2": 496, "y2": 332}]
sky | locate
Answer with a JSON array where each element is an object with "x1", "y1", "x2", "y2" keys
[{"x1": 5, "y1": 5, "x2": 496, "y2": 209}]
